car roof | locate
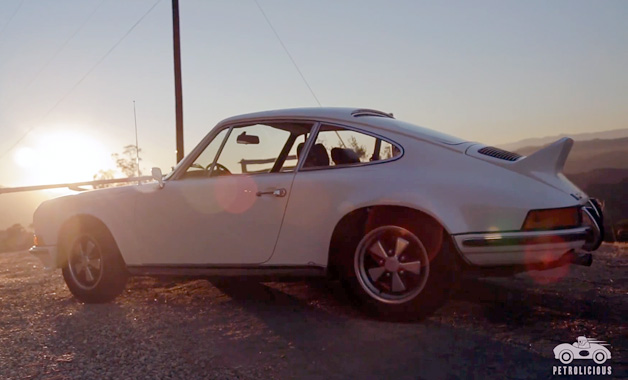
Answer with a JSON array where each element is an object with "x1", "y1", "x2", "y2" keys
[
  {"x1": 218, "y1": 107, "x2": 390, "y2": 125},
  {"x1": 218, "y1": 107, "x2": 468, "y2": 145}
]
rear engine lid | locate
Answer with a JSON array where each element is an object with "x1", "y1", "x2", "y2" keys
[{"x1": 466, "y1": 138, "x2": 585, "y2": 199}]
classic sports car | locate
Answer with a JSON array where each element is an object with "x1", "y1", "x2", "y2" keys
[
  {"x1": 554, "y1": 337, "x2": 611, "y2": 364},
  {"x1": 30, "y1": 108, "x2": 604, "y2": 319}
]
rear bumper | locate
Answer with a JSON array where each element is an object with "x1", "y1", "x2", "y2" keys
[
  {"x1": 453, "y1": 199, "x2": 604, "y2": 268},
  {"x1": 29, "y1": 245, "x2": 57, "y2": 269}
]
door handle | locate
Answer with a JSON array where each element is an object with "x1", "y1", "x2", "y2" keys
[{"x1": 256, "y1": 188, "x2": 287, "y2": 197}]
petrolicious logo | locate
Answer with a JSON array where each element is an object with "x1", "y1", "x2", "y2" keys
[{"x1": 552, "y1": 336, "x2": 612, "y2": 376}]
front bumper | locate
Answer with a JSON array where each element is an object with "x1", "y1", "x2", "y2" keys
[
  {"x1": 453, "y1": 199, "x2": 604, "y2": 267},
  {"x1": 29, "y1": 245, "x2": 57, "y2": 269}
]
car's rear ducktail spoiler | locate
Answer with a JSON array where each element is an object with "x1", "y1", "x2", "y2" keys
[
  {"x1": 507, "y1": 137, "x2": 583, "y2": 196},
  {"x1": 511, "y1": 137, "x2": 574, "y2": 176},
  {"x1": 466, "y1": 137, "x2": 582, "y2": 196}
]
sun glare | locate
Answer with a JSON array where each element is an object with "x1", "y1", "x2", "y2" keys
[{"x1": 13, "y1": 129, "x2": 116, "y2": 187}]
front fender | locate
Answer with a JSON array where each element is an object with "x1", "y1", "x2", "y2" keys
[{"x1": 32, "y1": 186, "x2": 143, "y2": 267}]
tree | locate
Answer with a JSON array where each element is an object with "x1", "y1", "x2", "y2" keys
[
  {"x1": 0, "y1": 223, "x2": 32, "y2": 252},
  {"x1": 92, "y1": 145, "x2": 143, "y2": 189},
  {"x1": 382, "y1": 145, "x2": 393, "y2": 159},
  {"x1": 93, "y1": 169, "x2": 116, "y2": 189},
  {"x1": 348, "y1": 136, "x2": 367, "y2": 159},
  {"x1": 112, "y1": 145, "x2": 142, "y2": 177}
]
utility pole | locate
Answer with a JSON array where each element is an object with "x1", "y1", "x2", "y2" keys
[{"x1": 172, "y1": 0, "x2": 184, "y2": 163}]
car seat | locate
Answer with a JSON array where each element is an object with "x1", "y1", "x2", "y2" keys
[
  {"x1": 297, "y1": 143, "x2": 330, "y2": 168},
  {"x1": 331, "y1": 148, "x2": 361, "y2": 165}
]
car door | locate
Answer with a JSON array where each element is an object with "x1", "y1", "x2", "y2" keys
[
  {"x1": 270, "y1": 123, "x2": 403, "y2": 266},
  {"x1": 134, "y1": 121, "x2": 313, "y2": 265}
]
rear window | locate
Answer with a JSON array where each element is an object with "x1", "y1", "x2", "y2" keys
[{"x1": 372, "y1": 118, "x2": 467, "y2": 145}]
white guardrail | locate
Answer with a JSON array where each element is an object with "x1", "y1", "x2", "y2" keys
[{"x1": 0, "y1": 176, "x2": 154, "y2": 195}]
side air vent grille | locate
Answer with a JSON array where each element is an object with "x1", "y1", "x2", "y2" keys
[
  {"x1": 351, "y1": 109, "x2": 394, "y2": 118},
  {"x1": 478, "y1": 146, "x2": 522, "y2": 162}
]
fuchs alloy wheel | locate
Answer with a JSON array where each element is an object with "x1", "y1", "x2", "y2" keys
[
  {"x1": 354, "y1": 226, "x2": 430, "y2": 304},
  {"x1": 343, "y1": 213, "x2": 457, "y2": 321},
  {"x1": 67, "y1": 234, "x2": 104, "y2": 291},
  {"x1": 61, "y1": 224, "x2": 128, "y2": 303}
]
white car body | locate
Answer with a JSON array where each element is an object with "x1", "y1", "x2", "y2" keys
[{"x1": 30, "y1": 108, "x2": 603, "y2": 312}]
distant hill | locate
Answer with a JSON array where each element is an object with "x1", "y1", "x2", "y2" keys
[
  {"x1": 567, "y1": 168, "x2": 628, "y2": 190},
  {"x1": 508, "y1": 134, "x2": 628, "y2": 241},
  {"x1": 566, "y1": 169, "x2": 628, "y2": 241},
  {"x1": 498, "y1": 128, "x2": 628, "y2": 151},
  {"x1": 514, "y1": 137, "x2": 628, "y2": 175}
]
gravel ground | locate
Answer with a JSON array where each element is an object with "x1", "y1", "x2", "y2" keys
[{"x1": 0, "y1": 244, "x2": 626, "y2": 379}]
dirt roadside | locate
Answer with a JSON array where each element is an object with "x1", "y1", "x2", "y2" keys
[{"x1": 0, "y1": 244, "x2": 626, "y2": 379}]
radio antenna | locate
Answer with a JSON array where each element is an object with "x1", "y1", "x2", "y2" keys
[{"x1": 133, "y1": 100, "x2": 141, "y2": 178}]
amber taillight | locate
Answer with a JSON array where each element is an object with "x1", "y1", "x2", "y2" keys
[{"x1": 522, "y1": 207, "x2": 581, "y2": 231}]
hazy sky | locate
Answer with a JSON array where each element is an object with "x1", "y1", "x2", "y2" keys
[{"x1": 0, "y1": 0, "x2": 627, "y2": 227}]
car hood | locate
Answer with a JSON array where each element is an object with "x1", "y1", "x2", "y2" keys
[{"x1": 41, "y1": 182, "x2": 144, "y2": 208}]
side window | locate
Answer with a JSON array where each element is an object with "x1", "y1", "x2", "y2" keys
[
  {"x1": 303, "y1": 124, "x2": 400, "y2": 168},
  {"x1": 214, "y1": 123, "x2": 308, "y2": 175},
  {"x1": 282, "y1": 134, "x2": 309, "y2": 172},
  {"x1": 181, "y1": 128, "x2": 229, "y2": 179},
  {"x1": 380, "y1": 140, "x2": 401, "y2": 160}
]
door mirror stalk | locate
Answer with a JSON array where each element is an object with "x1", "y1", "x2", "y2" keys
[{"x1": 152, "y1": 167, "x2": 164, "y2": 189}]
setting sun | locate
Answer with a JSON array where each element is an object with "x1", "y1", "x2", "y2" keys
[{"x1": 12, "y1": 129, "x2": 117, "y2": 186}]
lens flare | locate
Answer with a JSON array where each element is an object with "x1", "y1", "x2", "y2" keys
[
  {"x1": 214, "y1": 176, "x2": 257, "y2": 214},
  {"x1": 523, "y1": 235, "x2": 571, "y2": 284}
]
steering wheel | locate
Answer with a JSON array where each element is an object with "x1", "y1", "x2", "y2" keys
[{"x1": 207, "y1": 163, "x2": 231, "y2": 176}]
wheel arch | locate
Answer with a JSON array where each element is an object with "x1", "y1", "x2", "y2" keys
[
  {"x1": 327, "y1": 205, "x2": 456, "y2": 278},
  {"x1": 56, "y1": 214, "x2": 124, "y2": 268}
]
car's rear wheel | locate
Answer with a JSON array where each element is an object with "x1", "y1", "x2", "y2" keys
[
  {"x1": 342, "y1": 212, "x2": 457, "y2": 320},
  {"x1": 61, "y1": 224, "x2": 127, "y2": 303}
]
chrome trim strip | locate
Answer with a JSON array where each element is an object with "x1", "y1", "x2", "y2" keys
[
  {"x1": 581, "y1": 201, "x2": 603, "y2": 251},
  {"x1": 587, "y1": 198, "x2": 601, "y2": 218},
  {"x1": 458, "y1": 227, "x2": 590, "y2": 248},
  {"x1": 462, "y1": 230, "x2": 589, "y2": 248}
]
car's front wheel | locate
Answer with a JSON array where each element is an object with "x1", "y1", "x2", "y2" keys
[
  {"x1": 61, "y1": 224, "x2": 127, "y2": 303},
  {"x1": 343, "y1": 213, "x2": 457, "y2": 320}
]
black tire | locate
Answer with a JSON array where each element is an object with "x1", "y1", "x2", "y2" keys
[
  {"x1": 61, "y1": 223, "x2": 128, "y2": 303},
  {"x1": 341, "y1": 210, "x2": 458, "y2": 320}
]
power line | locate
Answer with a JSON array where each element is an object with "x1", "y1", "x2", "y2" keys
[
  {"x1": 0, "y1": 0, "x2": 24, "y2": 38},
  {"x1": 0, "y1": 0, "x2": 162, "y2": 162},
  {"x1": 0, "y1": 0, "x2": 107, "y2": 112},
  {"x1": 253, "y1": 0, "x2": 322, "y2": 107},
  {"x1": 252, "y1": 1, "x2": 347, "y2": 147}
]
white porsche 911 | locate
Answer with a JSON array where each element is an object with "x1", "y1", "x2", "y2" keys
[{"x1": 30, "y1": 108, "x2": 604, "y2": 319}]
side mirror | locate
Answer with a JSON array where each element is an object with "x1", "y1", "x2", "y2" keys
[
  {"x1": 237, "y1": 131, "x2": 259, "y2": 145},
  {"x1": 151, "y1": 167, "x2": 164, "y2": 189}
]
